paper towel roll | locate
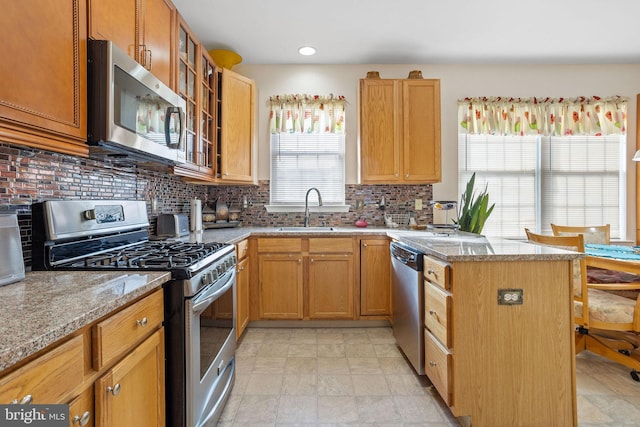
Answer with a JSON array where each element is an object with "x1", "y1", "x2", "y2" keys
[{"x1": 190, "y1": 198, "x2": 202, "y2": 231}]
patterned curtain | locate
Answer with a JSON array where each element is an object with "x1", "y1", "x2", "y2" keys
[
  {"x1": 458, "y1": 96, "x2": 627, "y2": 136},
  {"x1": 269, "y1": 94, "x2": 346, "y2": 134}
]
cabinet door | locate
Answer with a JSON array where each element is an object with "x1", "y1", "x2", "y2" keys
[
  {"x1": 258, "y1": 254, "x2": 303, "y2": 319},
  {"x1": 402, "y1": 79, "x2": 441, "y2": 182},
  {"x1": 176, "y1": 17, "x2": 199, "y2": 166},
  {"x1": 95, "y1": 329, "x2": 165, "y2": 427},
  {"x1": 141, "y1": 0, "x2": 175, "y2": 89},
  {"x1": 68, "y1": 387, "x2": 94, "y2": 427},
  {"x1": 219, "y1": 68, "x2": 254, "y2": 183},
  {"x1": 0, "y1": 0, "x2": 87, "y2": 154},
  {"x1": 308, "y1": 255, "x2": 354, "y2": 319},
  {"x1": 89, "y1": 0, "x2": 138, "y2": 59},
  {"x1": 359, "y1": 79, "x2": 401, "y2": 182},
  {"x1": 360, "y1": 239, "x2": 391, "y2": 316},
  {"x1": 236, "y1": 256, "x2": 250, "y2": 338}
]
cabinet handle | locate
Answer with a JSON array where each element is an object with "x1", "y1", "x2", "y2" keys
[
  {"x1": 429, "y1": 361, "x2": 437, "y2": 367},
  {"x1": 427, "y1": 269, "x2": 437, "y2": 278},
  {"x1": 429, "y1": 309, "x2": 437, "y2": 316},
  {"x1": 106, "y1": 383, "x2": 121, "y2": 396},
  {"x1": 11, "y1": 395, "x2": 32, "y2": 404},
  {"x1": 406, "y1": 173, "x2": 410, "y2": 178},
  {"x1": 72, "y1": 411, "x2": 91, "y2": 426},
  {"x1": 363, "y1": 243, "x2": 368, "y2": 247},
  {"x1": 136, "y1": 317, "x2": 148, "y2": 327},
  {"x1": 310, "y1": 258, "x2": 314, "y2": 263}
]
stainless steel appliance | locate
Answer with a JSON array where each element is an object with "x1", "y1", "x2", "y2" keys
[
  {"x1": 390, "y1": 241, "x2": 425, "y2": 375},
  {"x1": 31, "y1": 200, "x2": 236, "y2": 427},
  {"x1": 0, "y1": 213, "x2": 25, "y2": 286},
  {"x1": 87, "y1": 40, "x2": 186, "y2": 166}
]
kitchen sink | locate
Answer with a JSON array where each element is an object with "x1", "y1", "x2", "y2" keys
[{"x1": 276, "y1": 226, "x2": 336, "y2": 232}]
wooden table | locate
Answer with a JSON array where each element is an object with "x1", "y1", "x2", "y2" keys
[{"x1": 585, "y1": 244, "x2": 640, "y2": 279}]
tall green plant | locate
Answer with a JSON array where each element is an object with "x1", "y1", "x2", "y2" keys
[{"x1": 455, "y1": 173, "x2": 495, "y2": 234}]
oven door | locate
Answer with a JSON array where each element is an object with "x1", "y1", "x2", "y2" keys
[{"x1": 185, "y1": 268, "x2": 236, "y2": 427}]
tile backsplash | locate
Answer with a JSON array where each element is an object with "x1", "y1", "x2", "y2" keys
[{"x1": 1, "y1": 143, "x2": 437, "y2": 268}]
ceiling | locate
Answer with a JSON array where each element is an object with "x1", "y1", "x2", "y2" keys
[{"x1": 171, "y1": 0, "x2": 640, "y2": 66}]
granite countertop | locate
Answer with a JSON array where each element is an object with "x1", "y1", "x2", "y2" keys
[
  {"x1": 0, "y1": 271, "x2": 170, "y2": 372},
  {"x1": 185, "y1": 226, "x2": 583, "y2": 262},
  {"x1": 1, "y1": 226, "x2": 580, "y2": 374}
]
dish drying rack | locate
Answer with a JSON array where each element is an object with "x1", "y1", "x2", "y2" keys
[{"x1": 384, "y1": 213, "x2": 410, "y2": 228}]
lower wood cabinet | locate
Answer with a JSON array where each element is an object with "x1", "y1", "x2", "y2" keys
[
  {"x1": 359, "y1": 238, "x2": 391, "y2": 317},
  {"x1": 0, "y1": 288, "x2": 166, "y2": 427},
  {"x1": 236, "y1": 239, "x2": 250, "y2": 338},
  {"x1": 255, "y1": 237, "x2": 356, "y2": 320},
  {"x1": 95, "y1": 328, "x2": 165, "y2": 427}
]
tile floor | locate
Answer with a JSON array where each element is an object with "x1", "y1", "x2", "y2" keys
[{"x1": 217, "y1": 327, "x2": 640, "y2": 426}]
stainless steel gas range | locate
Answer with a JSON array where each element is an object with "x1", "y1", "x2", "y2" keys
[{"x1": 32, "y1": 200, "x2": 236, "y2": 427}]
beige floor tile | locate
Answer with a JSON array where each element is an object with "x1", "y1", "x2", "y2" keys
[{"x1": 224, "y1": 326, "x2": 640, "y2": 426}]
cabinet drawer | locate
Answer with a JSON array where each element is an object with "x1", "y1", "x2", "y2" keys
[
  {"x1": 424, "y1": 281, "x2": 451, "y2": 347},
  {"x1": 423, "y1": 255, "x2": 450, "y2": 290},
  {"x1": 309, "y1": 237, "x2": 354, "y2": 253},
  {"x1": 236, "y1": 239, "x2": 249, "y2": 260},
  {"x1": 257, "y1": 238, "x2": 302, "y2": 253},
  {"x1": 92, "y1": 289, "x2": 163, "y2": 370},
  {"x1": 0, "y1": 334, "x2": 84, "y2": 405},
  {"x1": 424, "y1": 330, "x2": 452, "y2": 406}
]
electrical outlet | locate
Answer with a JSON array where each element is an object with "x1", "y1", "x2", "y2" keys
[
  {"x1": 355, "y1": 199, "x2": 364, "y2": 210},
  {"x1": 498, "y1": 289, "x2": 524, "y2": 305},
  {"x1": 415, "y1": 198, "x2": 423, "y2": 210}
]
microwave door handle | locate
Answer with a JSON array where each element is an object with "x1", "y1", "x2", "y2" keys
[{"x1": 164, "y1": 106, "x2": 184, "y2": 149}]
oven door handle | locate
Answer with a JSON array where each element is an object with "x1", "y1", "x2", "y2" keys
[{"x1": 191, "y1": 271, "x2": 235, "y2": 314}]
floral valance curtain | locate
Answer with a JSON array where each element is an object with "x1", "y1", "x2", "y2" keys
[
  {"x1": 458, "y1": 96, "x2": 627, "y2": 136},
  {"x1": 269, "y1": 94, "x2": 346, "y2": 134}
]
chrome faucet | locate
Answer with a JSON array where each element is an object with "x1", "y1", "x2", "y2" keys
[{"x1": 304, "y1": 187, "x2": 323, "y2": 227}]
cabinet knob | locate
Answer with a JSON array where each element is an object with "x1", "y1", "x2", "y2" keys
[
  {"x1": 405, "y1": 173, "x2": 409, "y2": 178},
  {"x1": 11, "y1": 395, "x2": 32, "y2": 405},
  {"x1": 136, "y1": 317, "x2": 148, "y2": 327},
  {"x1": 429, "y1": 361, "x2": 437, "y2": 367},
  {"x1": 429, "y1": 309, "x2": 437, "y2": 316},
  {"x1": 107, "y1": 383, "x2": 121, "y2": 396},
  {"x1": 72, "y1": 411, "x2": 91, "y2": 426}
]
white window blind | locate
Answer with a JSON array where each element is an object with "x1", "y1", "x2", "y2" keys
[
  {"x1": 458, "y1": 134, "x2": 624, "y2": 239},
  {"x1": 270, "y1": 133, "x2": 345, "y2": 206}
]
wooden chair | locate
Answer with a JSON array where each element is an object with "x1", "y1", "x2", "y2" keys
[
  {"x1": 550, "y1": 223, "x2": 610, "y2": 244},
  {"x1": 524, "y1": 228, "x2": 640, "y2": 381}
]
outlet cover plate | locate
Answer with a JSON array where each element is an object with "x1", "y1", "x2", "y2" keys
[{"x1": 498, "y1": 288, "x2": 523, "y2": 305}]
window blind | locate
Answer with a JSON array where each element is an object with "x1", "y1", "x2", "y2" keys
[
  {"x1": 458, "y1": 134, "x2": 624, "y2": 239},
  {"x1": 270, "y1": 133, "x2": 345, "y2": 205}
]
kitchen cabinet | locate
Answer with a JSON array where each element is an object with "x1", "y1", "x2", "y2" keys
[
  {"x1": 423, "y1": 255, "x2": 577, "y2": 427},
  {"x1": 359, "y1": 237, "x2": 391, "y2": 317},
  {"x1": 0, "y1": 288, "x2": 165, "y2": 427},
  {"x1": 0, "y1": 0, "x2": 88, "y2": 156},
  {"x1": 236, "y1": 239, "x2": 251, "y2": 338},
  {"x1": 216, "y1": 68, "x2": 255, "y2": 183},
  {"x1": 360, "y1": 78, "x2": 441, "y2": 183},
  {"x1": 255, "y1": 237, "x2": 356, "y2": 320},
  {"x1": 89, "y1": 0, "x2": 176, "y2": 89},
  {"x1": 95, "y1": 329, "x2": 165, "y2": 427},
  {"x1": 308, "y1": 238, "x2": 355, "y2": 319},
  {"x1": 257, "y1": 238, "x2": 304, "y2": 319}
]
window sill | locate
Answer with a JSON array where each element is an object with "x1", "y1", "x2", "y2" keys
[{"x1": 264, "y1": 205, "x2": 351, "y2": 213}]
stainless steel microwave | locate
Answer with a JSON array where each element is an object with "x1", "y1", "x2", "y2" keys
[{"x1": 87, "y1": 40, "x2": 186, "y2": 166}]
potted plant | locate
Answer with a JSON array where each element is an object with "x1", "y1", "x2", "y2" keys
[{"x1": 455, "y1": 172, "x2": 495, "y2": 234}]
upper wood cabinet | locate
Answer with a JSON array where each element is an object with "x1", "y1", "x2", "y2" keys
[
  {"x1": 360, "y1": 78, "x2": 441, "y2": 184},
  {"x1": 217, "y1": 68, "x2": 255, "y2": 183},
  {"x1": 89, "y1": 0, "x2": 176, "y2": 89},
  {"x1": 0, "y1": 0, "x2": 88, "y2": 156}
]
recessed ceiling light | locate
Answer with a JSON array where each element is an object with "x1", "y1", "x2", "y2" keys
[{"x1": 298, "y1": 46, "x2": 316, "y2": 56}]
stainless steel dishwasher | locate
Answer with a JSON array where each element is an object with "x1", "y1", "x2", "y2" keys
[{"x1": 391, "y1": 241, "x2": 425, "y2": 375}]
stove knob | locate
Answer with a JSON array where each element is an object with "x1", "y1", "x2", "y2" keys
[{"x1": 200, "y1": 274, "x2": 210, "y2": 288}]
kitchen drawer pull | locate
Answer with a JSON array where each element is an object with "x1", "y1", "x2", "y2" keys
[
  {"x1": 107, "y1": 383, "x2": 121, "y2": 396},
  {"x1": 427, "y1": 269, "x2": 437, "y2": 277},
  {"x1": 136, "y1": 317, "x2": 148, "y2": 327},
  {"x1": 11, "y1": 395, "x2": 32, "y2": 405},
  {"x1": 429, "y1": 309, "x2": 437, "y2": 316},
  {"x1": 72, "y1": 411, "x2": 91, "y2": 426},
  {"x1": 429, "y1": 360, "x2": 437, "y2": 367}
]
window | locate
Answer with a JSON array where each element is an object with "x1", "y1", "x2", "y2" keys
[
  {"x1": 270, "y1": 133, "x2": 345, "y2": 206},
  {"x1": 458, "y1": 134, "x2": 625, "y2": 239},
  {"x1": 267, "y1": 93, "x2": 347, "y2": 211},
  {"x1": 457, "y1": 95, "x2": 628, "y2": 239}
]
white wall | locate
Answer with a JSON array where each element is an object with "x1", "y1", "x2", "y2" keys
[{"x1": 235, "y1": 63, "x2": 640, "y2": 240}]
